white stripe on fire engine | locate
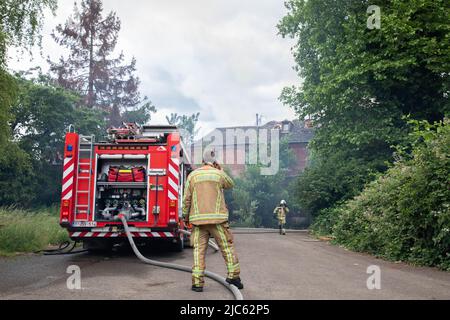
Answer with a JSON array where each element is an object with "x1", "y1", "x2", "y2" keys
[
  {"x1": 168, "y1": 190, "x2": 177, "y2": 200},
  {"x1": 63, "y1": 163, "x2": 74, "y2": 179},
  {"x1": 168, "y1": 177, "x2": 178, "y2": 193},
  {"x1": 151, "y1": 232, "x2": 160, "y2": 237},
  {"x1": 62, "y1": 176, "x2": 74, "y2": 193},
  {"x1": 71, "y1": 232, "x2": 81, "y2": 237},
  {"x1": 168, "y1": 163, "x2": 178, "y2": 178},
  {"x1": 171, "y1": 158, "x2": 179, "y2": 167},
  {"x1": 164, "y1": 232, "x2": 173, "y2": 237},
  {"x1": 64, "y1": 157, "x2": 71, "y2": 166},
  {"x1": 62, "y1": 190, "x2": 72, "y2": 200}
]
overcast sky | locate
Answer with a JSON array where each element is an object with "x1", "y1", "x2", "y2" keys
[{"x1": 8, "y1": 0, "x2": 299, "y2": 136}]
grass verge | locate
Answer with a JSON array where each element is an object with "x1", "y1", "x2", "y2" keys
[{"x1": 0, "y1": 206, "x2": 69, "y2": 256}]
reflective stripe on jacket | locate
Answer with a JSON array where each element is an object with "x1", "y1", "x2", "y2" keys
[{"x1": 182, "y1": 165, "x2": 234, "y2": 225}]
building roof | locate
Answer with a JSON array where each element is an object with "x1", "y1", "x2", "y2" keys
[
  {"x1": 259, "y1": 119, "x2": 314, "y2": 143},
  {"x1": 203, "y1": 119, "x2": 314, "y2": 145}
]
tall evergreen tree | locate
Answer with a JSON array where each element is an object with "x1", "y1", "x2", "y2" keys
[{"x1": 48, "y1": 0, "x2": 141, "y2": 125}]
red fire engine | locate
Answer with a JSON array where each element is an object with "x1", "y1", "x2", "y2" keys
[{"x1": 59, "y1": 124, "x2": 192, "y2": 252}]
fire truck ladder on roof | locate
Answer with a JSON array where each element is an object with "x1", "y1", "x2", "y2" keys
[{"x1": 74, "y1": 135, "x2": 95, "y2": 221}]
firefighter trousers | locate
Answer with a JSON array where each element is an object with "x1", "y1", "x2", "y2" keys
[
  {"x1": 191, "y1": 222, "x2": 240, "y2": 287},
  {"x1": 278, "y1": 219, "x2": 286, "y2": 235}
]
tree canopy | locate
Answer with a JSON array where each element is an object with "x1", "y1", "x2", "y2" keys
[
  {"x1": 0, "y1": 1, "x2": 58, "y2": 206},
  {"x1": 0, "y1": 0, "x2": 57, "y2": 141},
  {"x1": 278, "y1": 0, "x2": 449, "y2": 217},
  {"x1": 48, "y1": 0, "x2": 142, "y2": 125},
  {"x1": 0, "y1": 0, "x2": 57, "y2": 67},
  {"x1": 279, "y1": 0, "x2": 449, "y2": 155},
  {"x1": 2, "y1": 74, "x2": 107, "y2": 206},
  {"x1": 166, "y1": 112, "x2": 201, "y2": 144}
]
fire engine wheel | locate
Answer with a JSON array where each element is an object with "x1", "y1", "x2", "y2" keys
[
  {"x1": 171, "y1": 236, "x2": 184, "y2": 252},
  {"x1": 181, "y1": 231, "x2": 191, "y2": 248}
]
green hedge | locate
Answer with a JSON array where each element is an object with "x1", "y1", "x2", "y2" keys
[{"x1": 313, "y1": 120, "x2": 450, "y2": 270}]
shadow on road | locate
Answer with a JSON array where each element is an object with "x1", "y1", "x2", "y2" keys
[{"x1": 69, "y1": 241, "x2": 191, "y2": 262}]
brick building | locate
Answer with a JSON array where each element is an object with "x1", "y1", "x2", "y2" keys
[{"x1": 190, "y1": 119, "x2": 314, "y2": 177}]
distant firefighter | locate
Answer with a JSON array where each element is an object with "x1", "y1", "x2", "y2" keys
[{"x1": 273, "y1": 200, "x2": 289, "y2": 235}]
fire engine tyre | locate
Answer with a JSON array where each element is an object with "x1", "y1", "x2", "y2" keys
[
  {"x1": 171, "y1": 236, "x2": 184, "y2": 252},
  {"x1": 183, "y1": 233, "x2": 189, "y2": 245}
]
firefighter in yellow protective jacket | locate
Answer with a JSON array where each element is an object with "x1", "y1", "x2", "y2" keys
[
  {"x1": 274, "y1": 200, "x2": 289, "y2": 235},
  {"x1": 182, "y1": 151, "x2": 243, "y2": 292}
]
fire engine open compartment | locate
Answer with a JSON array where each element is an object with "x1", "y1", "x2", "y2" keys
[{"x1": 94, "y1": 154, "x2": 149, "y2": 222}]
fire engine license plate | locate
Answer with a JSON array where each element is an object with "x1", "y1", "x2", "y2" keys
[{"x1": 72, "y1": 221, "x2": 97, "y2": 227}]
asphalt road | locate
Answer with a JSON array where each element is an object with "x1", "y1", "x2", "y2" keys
[{"x1": 1, "y1": 230, "x2": 449, "y2": 300}]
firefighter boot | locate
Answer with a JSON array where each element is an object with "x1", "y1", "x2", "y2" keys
[
  {"x1": 226, "y1": 277, "x2": 244, "y2": 290},
  {"x1": 192, "y1": 285, "x2": 203, "y2": 292},
  {"x1": 279, "y1": 225, "x2": 282, "y2": 235}
]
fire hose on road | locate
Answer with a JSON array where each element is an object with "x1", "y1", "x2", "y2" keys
[{"x1": 119, "y1": 215, "x2": 243, "y2": 300}]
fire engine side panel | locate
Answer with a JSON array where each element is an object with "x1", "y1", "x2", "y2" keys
[
  {"x1": 60, "y1": 133, "x2": 79, "y2": 226},
  {"x1": 148, "y1": 147, "x2": 168, "y2": 227},
  {"x1": 167, "y1": 133, "x2": 181, "y2": 225}
]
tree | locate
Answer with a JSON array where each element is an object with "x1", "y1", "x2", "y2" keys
[
  {"x1": 121, "y1": 101, "x2": 157, "y2": 126},
  {"x1": 0, "y1": 141, "x2": 35, "y2": 206},
  {"x1": 0, "y1": 0, "x2": 57, "y2": 206},
  {"x1": 228, "y1": 137, "x2": 296, "y2": 227},
  {"x1": 166, "y1": 112, "x2": 200, "y2": 144},
  {"x1": 8, "y1": 75, "x2": 106, "y2": 206},
  {"x1": 278, "y1": 1, "x2": 449, "y2": 155},
  {"x1": 48, "y1": 0, "x2": 141, "y2": 125},
  {"x1": 0, "y1": 0, "x2": 57, "y2": 143},
  {"x1": 0, "y1": 0, "x2": 57, "y2": 67},
  {"x1": 294, "y1": 149, "x2": 387, "y2": 219},
  {"x1": 278, "y1": 0, "x2": 450, "y2": 219}
]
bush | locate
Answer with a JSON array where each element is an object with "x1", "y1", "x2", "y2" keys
[
  {"x1": 0, "y1": 206, "x2": 69, "y2": 256},
  {"x1": 311, "y1": 206, "x2": 343, "y2": 236},
  {"x1": 294, "y1": 148, "x2": 389, "y2": 220},
  {"x1": 325, "y1": 120, "x2": 450, "y2": 270}
]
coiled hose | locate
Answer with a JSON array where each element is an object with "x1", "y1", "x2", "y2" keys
[
  {"x1": 35, "y1": 241, "x2": 88, "y2": 255},
  {"x1": 119, "y1": 215, "x2": 243, "y2": 300}
]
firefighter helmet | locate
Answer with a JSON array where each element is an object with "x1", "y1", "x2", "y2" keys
[{"x1": 203, "y1": 149, "x2": 217, "y2": 165}]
